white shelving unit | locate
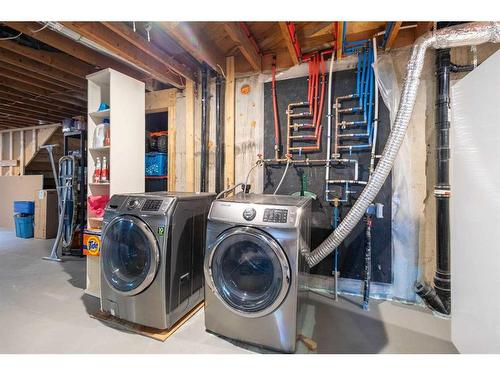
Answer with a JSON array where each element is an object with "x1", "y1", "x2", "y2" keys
[{"x1": 85, "y1": 68, "x2": 145, "y2": 298}]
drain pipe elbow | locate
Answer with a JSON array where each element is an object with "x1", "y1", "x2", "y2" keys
[
  {"x1": 303, "y1": 21, "x2": 500, "y2": 268},
  {"x1": 415, "y1": 282, "x2": 449, "y2": 315}
]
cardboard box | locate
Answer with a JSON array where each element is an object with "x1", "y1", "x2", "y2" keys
[{"x1": 34, "y1": 189, "x2": 58, "y2": 239}]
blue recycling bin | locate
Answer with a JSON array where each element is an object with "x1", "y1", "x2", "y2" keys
[{"x1": 14, "y1": 214, "x2": 34, "y2": 239}]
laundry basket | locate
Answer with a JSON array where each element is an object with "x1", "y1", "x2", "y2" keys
[{"x1": 145, "y1": 152, "x2": 167, "y2": 176}]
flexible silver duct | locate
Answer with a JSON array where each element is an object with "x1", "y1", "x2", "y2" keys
[{"x1": 303, "y1": 21, "x2": 500, "y2": 268}]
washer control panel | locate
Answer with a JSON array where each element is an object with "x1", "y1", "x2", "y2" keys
[
  {"x1": 242, "y1": 207, "x2": 257, "y2": 221},
  {"x1": 263, "y1": 208, "x2": 288, "y2": 223},
  {"x1": 142, "y1": 199, "x2": 163, "y2": 212},
  {"x1": 126, "y1": 198, "x2": 141, "y2": 210}
]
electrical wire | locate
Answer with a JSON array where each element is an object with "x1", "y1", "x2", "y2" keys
[
  {"x1": 273, "y1": 158, "x2": 291, "y2": 195},
  {"x1": 29, "y1": 23, "x2": 49, "y2": 33},
  {"x1": 243, "y1": 160, "x2": 262, "y2": 197},
  {"x1": 0, "y1": 32, "x2": 22, "y2": 41}
]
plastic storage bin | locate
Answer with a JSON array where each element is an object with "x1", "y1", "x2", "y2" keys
[
  {"x1": 13, "y1": 201, "x2": 35, "y2": 215},
  {"x1": 145, "y1": 152, "x2": 167, "y2": 176},
  {"x1": 14, "y1": 214, "x2": 34, "y2": 239}
]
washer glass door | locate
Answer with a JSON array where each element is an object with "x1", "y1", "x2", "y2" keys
[
  {"x1": 102, "y1": 215, "x2": 160, "y2": 296},
  {"x1": 210, "y1": 227, "x2": 290, "y2": 317}
]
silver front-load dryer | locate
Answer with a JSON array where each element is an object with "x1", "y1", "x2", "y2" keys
[
  {"x1": 100, "y1": 192, "x2": 214, "y2": 329},
  {"x1": 204, "y1": 193, "x2": 311, "y2": 352}
]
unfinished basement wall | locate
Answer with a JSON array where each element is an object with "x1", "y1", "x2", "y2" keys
[
  {"x1": 389, "y1": 43, "x2": 500, "y2": 285},
  {"x1": 173, "y1": 75, "x2": 265, "y2": 194}
]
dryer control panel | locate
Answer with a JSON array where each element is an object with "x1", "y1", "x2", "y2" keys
[{"x1": 263, "y1": 208, "x2": 288, "y2": 223}]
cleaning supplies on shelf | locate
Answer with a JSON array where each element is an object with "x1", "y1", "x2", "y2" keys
[
  {"x1": 101, "y1": 156, "x2": 109, "y2": 183},
  {"x1": 94, "y1": 157, "x2": 101, "y2": 183},
  {"x1": 93, "y1": 119, "x2": 110, "y2": 148}
]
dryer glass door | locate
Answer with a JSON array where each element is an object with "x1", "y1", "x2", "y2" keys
[
  {"x1": 102, "y1": 215, "x2": 160, "y2": 296},
  {"x1": 210, "y1": 227, "x2": 290, "y2": 317}
]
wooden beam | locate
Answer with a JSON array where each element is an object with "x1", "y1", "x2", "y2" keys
[
  {"x1": 19, "y1": 130, "x2": 24, "y2": 175},
  {"x1": 0, "y1": 40, "x2": 94, "y2": 79},
  {"x1": 385, "y1": 21, "x2": 403, "y2": 51},
  {"x1": 3, "y1": 22, "x2": 149, "y2": 83},
  {"x1": 0, "y1": 61, "x2": 83, "y2": 92},
  {"x1": 0, "y1": 85, "x2": 86, "y2": 113},
  {"x1": 279, "y1": 22, "x2": 300, "y2": 66},
  {"x1": 185, "y1": 79, "x2": 195, "y2": 192},
  {"x1": 167, "y1": 106, "x2": 176, "y2": 191},
  {"x1": 223, "y1": 22, "x2": 261, "y2": 72},
  {"x1": 224, "y1": 56, "x2": 235, "y2": 189},
  {"x1": 158, "y1": 22, "x2": 225, "y2": 72},
  {"x1": 101, "y1": 22, "x2": 196, "y2": 82},
  {"x1": 0, "y1": 110, "x2": 58, "y2": 124},
  {"x1": 0, "y1": 94, "x2": 80, "y2": 118},
  {"x1": 9, "y1": 131, "x2": 13, "y2": 175},
  {"x1": 61, "y1": 22, "x2": 184, "y2": 88},
  {"x1": 0, "y1": 104, "x2": 66, "y2": 122},
  {"x1": 337, "y1": 22, "x2": 344, "y2": 60},
  {"x1": 0, "y1": 76, "x2": 86, "y2": 108},
  {"x1": 145, "y1": 89, "x2": 177, "y2": 113},
  {"x1": 0, "y1": 48, "x2": 86, "y2": 89}
]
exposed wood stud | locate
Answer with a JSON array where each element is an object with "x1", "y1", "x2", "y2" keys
[
  {"x1": 20, "y1": 130, "x2": 24, "y2": 175},
  {"x1": 9, "y1": 131, "x2": 13, "y2": 176},
  {"x1": 168, "y1": 107, "x2": 176, "y2": 191},
  {"x1": 224, "y1": 56, "x2": 235, "y2": 189}
]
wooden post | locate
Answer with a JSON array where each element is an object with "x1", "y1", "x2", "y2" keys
[
  {"x1": 9, "y1": 131, "x2": 13, "y2": 176},
  {"x1": 224, "y1": 56, "x2": 235, "y2": 189},
  {"x1": 168, "y1": 107, "x2": 176, "y2": 191},
  {"x1": 185, "y1": 79, "x2": 195, "y2": 192},
  {"x1": 20, "y1": 130, "x2": 24, "y2": 175}
]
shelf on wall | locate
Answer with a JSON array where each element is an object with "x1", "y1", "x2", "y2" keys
[
  {"x1": 89, "y1": 109, "x2": 110, "y2": 121},
  {"x1": 89, "y1": 146, "x2": 110, "y2": 152},
  {"x1": 89, "y1": 182, "x2": 110, "y2": 186},
  {"x1": 145, "y1": 175, "x2": 168, "y2": 180}
]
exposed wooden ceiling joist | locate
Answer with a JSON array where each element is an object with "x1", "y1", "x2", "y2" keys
[
  {"x1": 279, "y1": 22, "x2": 300, "y2": 66},
  {"x1": 0, "y1": 40, "x2": 94, "y2": 78},
  {"x1": 0, "y1": 68, "x2": 86, "y2": 102},
  {"x1": 0, "y1": 102, "x2": 72, "y2": 121},
  {"x1": 60, "y1": 22, "x2": 185, "y2": 88},
  {"x1": 223, "y1": 22, "x2": 261, "y2": 72},
  {"x1": 158, "y1": 22, "x2": 226, "y2": 73},
  {"x1": 0, "y1": 76, "x2": 86, "y2": 108},
  {"x1": 0, "y1": 106, "x2": 60, "y2": 123},
  {"x1": 101, "y1": 22, "x2": 196, "y2": 82},
  {"x1": 3, "y1": 22, "x2": 150, "y2": 83},
  {"x1": 0, "y1": 94, "x2": 81, "y2": 118},
  {"x1": 385, "y1": 21, "x2": 403, "y2": 51},
  {"x1": 0, "y1": 85, "x2": 85, "y2": 113},
  {"x1": 0, "y1": 60, "x2": 83, "y2": 92},
  {"x1": 0, "y1": 48, "x2": 86, "y2": 88}
]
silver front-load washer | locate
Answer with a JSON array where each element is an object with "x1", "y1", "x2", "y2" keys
[
  {"x1": 204, "y1": 193, "x2": 311, "y2": 352},
  {"x1": 100, "y1": 192, "x2": 214, "y2": 329}
]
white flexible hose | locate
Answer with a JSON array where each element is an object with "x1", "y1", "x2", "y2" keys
[
  {"x1": 303, "y1": 22, "x2": 500, "y2": 268},
  {"x1": 273, "y1": 158, "x2": 291, "y2": 195}
]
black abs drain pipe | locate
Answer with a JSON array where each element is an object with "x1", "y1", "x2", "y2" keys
[
  {"x1": 200, "y1": 64, "x2": 209, "y2": 192},
  {"x1": 415, "y1": 48, "x2": 473, "y2": 315}
]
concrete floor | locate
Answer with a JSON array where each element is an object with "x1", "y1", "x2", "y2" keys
[{"x1": 0, "y1": 228, "x2": 457, "y2": 354}]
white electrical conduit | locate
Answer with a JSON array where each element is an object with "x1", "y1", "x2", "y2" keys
[
  {"x1": 303, "y1": 21, "x2": 500, "y2": 268},
  {"x1": 369, "y1": 36, "x2": 379, "y2": 176}
]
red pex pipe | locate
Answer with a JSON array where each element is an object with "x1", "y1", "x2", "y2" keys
[
  {"x1": 312, "y1": 54, "x2": 320, "y2": 126},
  {"x1": 316, "y1": 53, "x2": 326, "y2": 129},
  {"x1": 271, "y1": 56, "x2": 280, "y2": 149}
]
